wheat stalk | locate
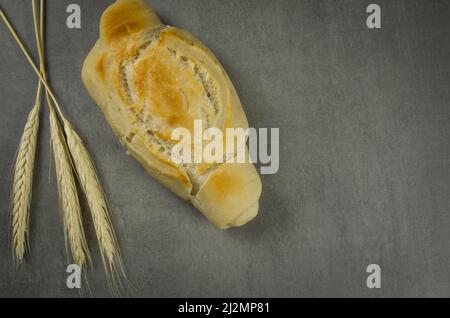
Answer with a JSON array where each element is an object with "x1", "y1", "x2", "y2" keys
[
  {"x1": 34, "y1": 0, "x2": 125, "y2": 291},
  {"x1": 63, "y1": 119, "x2": 126, "y2": 293},
  {"x1": 50, "y1": 111, "x2": 91, "y2": 267},
  {"x1": 33, "y1": 0, "x2": 92, "y2": 269},
  {"x1": 2, "y1": 1, "x2": 126, "y2": 293},
  {"x1": 9, "y1": 0, "x2": 49, "y2": 266},
  {"x1": 11, "y1": 96, "x2": 41, "y2": 266}
]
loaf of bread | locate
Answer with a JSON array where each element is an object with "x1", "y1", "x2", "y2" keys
[{"x1": 82, "y1": 0, "x2": 262, "y2": 229}]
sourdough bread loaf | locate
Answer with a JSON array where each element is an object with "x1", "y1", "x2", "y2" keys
[{"x1": 82, "y1": 0, "x2": 262, "y2": 229}]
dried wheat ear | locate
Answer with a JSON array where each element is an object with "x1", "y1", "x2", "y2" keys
[{"x1": 2, "y1": 0, "x2": 126, "y2": 295}]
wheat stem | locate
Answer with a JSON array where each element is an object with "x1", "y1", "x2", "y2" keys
[
  {"x1": 0, "y1": 5, "x2": 64, "y2": 117},
  {"x1": 32, "y1": 0, "x2": 53, "y2": 111}
]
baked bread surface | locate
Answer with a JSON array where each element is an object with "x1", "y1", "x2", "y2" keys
[{"x1": 82, "y1": 0, "x2": 262, "y2": 229}]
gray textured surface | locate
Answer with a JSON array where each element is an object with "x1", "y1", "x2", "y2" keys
[{"x1": 0, "y1": 0, "x2": 450, "y2": 298}]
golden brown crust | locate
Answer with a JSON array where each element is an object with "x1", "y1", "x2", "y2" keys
[
  {"x1": 100, "y1": 0, "x2": 162, "y2": 44},
  {"x1": 82, "y1": 0, "x2": 262, "y2": 229}
]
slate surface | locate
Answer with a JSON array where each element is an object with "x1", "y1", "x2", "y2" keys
[{"x1": 0, "y1": 0, "x2": 449, "y2": 297}]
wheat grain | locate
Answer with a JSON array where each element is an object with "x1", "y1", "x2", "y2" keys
[
  {"x1": 64, "y1": 119, "x2": 126, "y2": 293},
  {"x1": 11, "y1": 99, "x2": 41, "y2": 266},
  {"x1": 50, "y1": 111, "x2": 90, "y2": 267}
]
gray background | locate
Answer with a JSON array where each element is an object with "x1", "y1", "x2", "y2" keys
[{"x1": 0, "y1": 0, "x2": 449, "y2": 297}]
